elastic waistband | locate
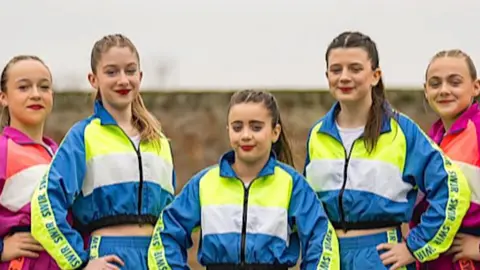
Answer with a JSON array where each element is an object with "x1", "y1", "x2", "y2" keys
[
  {"x1": 339, "y1": 227, "x2": 402, "y2": 250},
  {"x1": 332, "y1": 220, "x2": 401, "y2": 231},
  {"x1": 89, "y1": 235, "x2": 151, "y2": 249},
  {"x1": 206, "y1": 264, "x2": 288, "y2": 270},
  {"x1": 75, "y1": 214, "x2": 157, "y2": 234}
]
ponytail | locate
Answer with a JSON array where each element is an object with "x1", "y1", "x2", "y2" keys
[
  {"x1": 0, "y1": 106, "x2": 9, "y2": 129},
  {"x1": 272, "y1": 115, "x2": 294, "y2": 167},
  {"x1": 364, "y1": 77, "x2": 388, "y2": 153},
  {"x1": 131, "y1": 94, "x2": 163, "y2": 149}
]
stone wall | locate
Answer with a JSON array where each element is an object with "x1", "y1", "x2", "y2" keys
[{"x1": 44, "y1": 90, "x2": 435, "y2": 268}]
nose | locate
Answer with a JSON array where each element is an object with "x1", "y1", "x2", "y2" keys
[
  {"x1": 439, "y1": 83, "x2": 450, "y2": 95},
  {"x1": 30, "y1": 86, "x2": 41, "y2": 99},
  {"x1": 241, "y1": 129, "x2": 252, "y2": 141},
  {"x1": 118, "y1": 71, "x2": 129, "y2": 86},
  {"x1": 339, "y1": 70, "x2": 351, "y2": 83}
]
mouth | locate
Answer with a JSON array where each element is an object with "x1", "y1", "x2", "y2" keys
[
  {"x1": 437, "y1": 100, "x2": 455, "y2": 104},
  {"x1": 115, "y1": 89, "x2": 131, "y2": 96},
  {"x1": 240, "y1": 145, "x2": 255, "y2": 152},
  {"x1": 27, "y1": 104, "x2": 45, "y2": 110},
  {"x1": 338, "y1": 87, "x2": 354, "y2": 93}
]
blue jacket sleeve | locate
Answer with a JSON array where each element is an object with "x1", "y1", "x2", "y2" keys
[
  {"x1": 400, "y1": 116, "x2": 471, "y2": 263},
  {"x1": 31, "y1": 123, "x2": 89, "y2": 270},
  {"x1": 148, "y1": 169, "x2": 206, "y2": 270},
  {"x1": 289, "y1": 171, "x2": 340, "y2": 270}
]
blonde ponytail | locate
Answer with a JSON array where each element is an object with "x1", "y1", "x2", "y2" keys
[{"x1": 132, "y1": 94, "x2": 163, "y2": 148}]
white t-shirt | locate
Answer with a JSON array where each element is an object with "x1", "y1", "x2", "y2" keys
[
  {"x1": 336, "y1": 123, "x2": 364, "y2": 153},
  {"x1": 130, "y1": 135, "x2": 141, "y2": 149}
]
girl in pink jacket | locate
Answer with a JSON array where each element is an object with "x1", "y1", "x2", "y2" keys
[
  {"x1": 411, "y1": 49, "x2": 480, "y2": 269},
  {"x1": 0, "y1": 55, "x2": 59, "y2": 270}
]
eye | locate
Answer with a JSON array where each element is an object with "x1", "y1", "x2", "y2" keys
[
  {"x1": 18, "y1": 85, "x2": 29, "y2": 91},
  {"x1": 329, "y1": 66, "x2": 342, "y2": 74},
  {"x1": 231, "y1": 124, "x2": 242, "y2": 132},
  {"x1": 251, "y1": 125, "x2": 263, "y2": 132},
  {"x1": 105, "y1": 70, "x2": 117, "y2": 76},
  {"x1": 427, "y1": 78, "x2": 442, "y2": 88},
  {"x1": 125, "y1": 69, "x2": 137, "y2": 75}
]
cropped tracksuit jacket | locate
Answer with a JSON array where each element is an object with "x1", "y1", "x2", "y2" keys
[{"x1": 30, "y1": 100, "x2": 176, "y2": 270}]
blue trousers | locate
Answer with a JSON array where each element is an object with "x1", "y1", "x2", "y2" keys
[
  {"x1": 88, "y1": 235, "x2": 151, "y2": 270},
  {"x1": 339, "y1": 227, "x2": 416, "y2": 270}
]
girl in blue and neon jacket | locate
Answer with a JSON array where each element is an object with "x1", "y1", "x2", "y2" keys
[
  {"x1": 148, "y1": 89, "x2": 340, "y2": 270},
  {"x1": 30, "y1": 34, "x2": 176, "y2": 270},
  {"x1": 304, "y1": 31, "x2": 471, "y2": 270}
]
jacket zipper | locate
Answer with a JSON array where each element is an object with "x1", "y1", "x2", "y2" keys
[
  {"x1": 239, "y1": 178, "x2": 258, "y2": 265},
  {"x1": 338, "y1": 140, "x2": 358, "y2": 232},
  {"x1": 117, "y1": 128, "x2": 144, "y2": 220}
]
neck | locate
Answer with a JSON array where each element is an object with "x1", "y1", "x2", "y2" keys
[
  {"x1": 337, "y1": 97, "x2": 372, "y2": 128},
  {"x1": 441, "y1": 117, "x2": 458, "y2": 134},
  {"x1": 104, "y1": 102, "x2": 136, "y2": 136},
  {"x1": 9, "y1": 118, "x2": 45, "y2": 144},
  {"x1": 233, "y1": 154, "x2": 269, "y2": 184}
]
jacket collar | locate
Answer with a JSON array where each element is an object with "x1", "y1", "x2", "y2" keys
[
  {"x1": 94, "y1": 100, "x2": 118, "y2": 125},
  {"x1": 428, "y1": 102, "x2": 480, "y2": 144},
  {"x1": 2, "y1": 126, "x2": 57, "y2": 151},
  {"x1": 317, "y1": 101, "x2": 393, "y2": 141},
  {"x1": 218, "y1": 150, "x2": 277, "y2": 179}
]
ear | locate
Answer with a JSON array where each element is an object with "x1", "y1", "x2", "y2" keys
[
  {"x1": 423, "y1": 83, "x2": 428, "y2": 100},
  {"x1": 371, "y1": 68, "x2": 382, "y2": 87},
  {"x1": 474, "y1": 79, "x2": 480, "y2": 97},
  {"x1": 139, "y1": 70, "x2": 143, "y2": 83},
  {"x1": 0, "y1": 91, "x2": 7, "y2": 107},
  {"x1": 272, "y1": 123, "x2": 281, "y2": 143},
  {"x1": 88, "y1": 73, "x2": 98, "y2": 90}
]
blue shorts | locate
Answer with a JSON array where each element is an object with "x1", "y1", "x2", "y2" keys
[
  {"x1": 339, "y1": 228, "x2": 416, "y2": 270},
  {"x1": 88, "y1": 235, "x2": 150, "y2": 270}
]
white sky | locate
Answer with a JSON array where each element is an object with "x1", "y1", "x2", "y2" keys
[{"x1": 0, "y1": 0, "x2": 478, "y2": 91}]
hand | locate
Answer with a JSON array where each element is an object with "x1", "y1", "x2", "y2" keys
[
  {"x1": 377, "y1": 242, "x2": 416, "y2": 270},
  {"x1": 445, "y1": 233, "x2": 480, "y2": 262},
  {"x1": 0, "y1": 232, "x2": 44, "y2": 262},
  {"x1": 84, "y1": 255, "x2": 125, "y2": 270}
]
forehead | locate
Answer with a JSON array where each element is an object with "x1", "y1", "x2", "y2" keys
[
  {"x1": 99, "y1": 46, "x2": 138, "y2": 66},
  {"x1": 327, "y1": 47, "x2": 370, "y2": 65},
  {"x1": 427, "y1": 57, "x2": 470, "y2": 78},
  {"x1": 7, "y1": 60, "x2": 51, "y2": 81},
  {"x1": 228, "y1": 102, "x2": 271, "y2": 122}
]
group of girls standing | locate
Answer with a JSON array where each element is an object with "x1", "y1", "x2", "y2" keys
[{"x1": 0, "y1": 30, "x2": 478, "y2": 270}]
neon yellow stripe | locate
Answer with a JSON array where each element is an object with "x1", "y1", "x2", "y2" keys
[
  {"x1": 148, "y1": 212, "x2": 171, "y2": 270},
  {"x1": 31, "y1": 174, "x2": 83, "y2": 269},
  {"x1": 308, "y1": 119, "x2": 407, "y2": 171},
  {"x1": 316, "y1": 222, "x2": 340, "y2": 270},
  {"x1": 412, "y1": 130, "x2": 471, "y2": 262},
  {"x1": 199, "y1": 166, "x2": 292, "y2": 208},
  {"x1": 386, "y1": 229, "x2": 406, "y2": 270},
  {"x1": 88, "y1": 236, "x2": 101, "y2": 260},
  {"x1": 84, "y1": 118, "x2": 172, "y2": 162}
]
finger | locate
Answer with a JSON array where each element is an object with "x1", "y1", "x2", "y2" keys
[
  {"x1": 382, "y1": 255, "x2": 397, "y2": 266},
  {"x1": 456, "y1": 233, "x2": 466, "y2": 239},
  {"x1": 448, "y1": 245, "x2": 462, "y2": 254},
  {"x1": 453, "y1": 252, "x2": 463, "y2": 262},
  {"x1": 389, "y1": 262, "x2": 403, "y2": 270},
  {"x1": 18, "y1": 250, "x2": 40, "y2": 259},
  {"x1": 20, "y1": 243, "x2": 45, "y2": 252},
  {"x1": 21, "y1": 236, "x2": 42, "y2": 245},
  {"x1": 103, "y1": 255, "x2": 125, "y2": 266},
  {"x1": 106, "y1": 262, "x2": 121, "y2": 270},
  {"x1": 452, "y1": 239, "x2": 463, "y2": 246},
  {"x1": 379, "y1": 250, "x2": 395, "y2": 261},
  {"x1": 376, "y1": 243, "x2": 393, "y2": 251}
]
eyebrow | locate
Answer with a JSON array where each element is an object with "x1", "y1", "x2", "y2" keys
[
  {"x1": 102, "y1": 63, "x2": 138, "y2": 69},
  {"x1": 14, "y1": 78, "x2": 51, "y2": 83}
]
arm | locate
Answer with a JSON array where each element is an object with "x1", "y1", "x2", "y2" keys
[
  {"x1": 30, "y1": 124, "x2": 89, "y2": 270},
  {"x1": 402, "y1": 118, "x2": 471, "y2": 263},
  {"x1": 148, "y1": 171, "x2": 204, "y2": 270},
  {"x1": 289, "y1": 172, "x2": 340, "y2": 270}
]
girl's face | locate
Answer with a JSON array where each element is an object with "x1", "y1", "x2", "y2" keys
[
  {"x1": 228, "y1": 102, "x2": 280, "y2": 166},
  {"x1": 326, "y1": 47, "x2": 381, "y2": 106},
  {"x1": 425, "y1": 57, "x2": 480, "y2": 121},
  {"x1": 0, "y1": 59, "x2": 53, "y2": 127},
  {"x1": 88, "y1": 46, "x2": 142, "y2": 112}
]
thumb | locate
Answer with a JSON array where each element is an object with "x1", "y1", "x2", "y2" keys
[{"x1": 103, "y1": 255, "x2": 125, "y2": 266}]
